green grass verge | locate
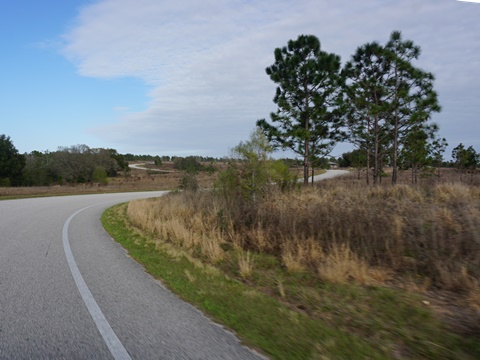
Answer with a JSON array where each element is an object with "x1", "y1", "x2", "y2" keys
[
  {"x1": 102, "y1": 203, "x2": 480, "y2": 360},
  {"x1": 0, "y1": 188, "x2": 166, "y2": 201}
]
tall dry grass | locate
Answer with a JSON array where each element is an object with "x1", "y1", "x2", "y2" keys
[
  {"x1": 126, "y1": 175, "x2": 480, "y2": 302},
  {"x1": 127, "y1": 191, "x2": 226, "y2": 262}
]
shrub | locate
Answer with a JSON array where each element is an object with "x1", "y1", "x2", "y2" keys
[
  {"x1": 179, "y1": 171, "x2": 198, "y2": 192},
  {"x1": 174, "y1": 156, "x2": 204, "y2": 172},
  {"x1": 93, "y1": 166, "x2": 109, "y2": 185}
]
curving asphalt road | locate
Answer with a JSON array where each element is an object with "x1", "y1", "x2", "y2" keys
[
  {"x1": 128, "y1": 163, "x2": 154, "y2": 171},
  {"x1": 0, "y1": 192, "x2": 264, "y2": 359},
  {"x1": 298, "y1": 169, "x2": 350, "y2": 183},
  {"x1": 311, "y1": 169, "x2": 350, "y2": 182}
]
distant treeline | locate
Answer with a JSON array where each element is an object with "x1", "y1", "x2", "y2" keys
[
  {"x1": 0, "y1": 135, "x2": 226, "y2": 187},
  {"x1": 1, "y1": 133, "x2": 477, "y2": 187},
  {"x1": 0, "y1": 135, "x2": 130, "y2": 186},
  {"x1": 22, "y1": 145, "x2": 129, "y2": 186}
]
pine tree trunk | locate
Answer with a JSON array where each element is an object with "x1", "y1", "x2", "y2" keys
[
  {"x1": 392, "y1": 66, "x2": 399, "y2": 186},
  {"x1": 304, "y1": 85, "x2": 310, "y2": 186},
  {"x1": 303, "y1": 152, "x2": 309, "y2": 185},
  {"x1": 366, "y1": 149, "x2": 370, "y2": 186},
  {"x1": 373, "y1": 117, "x2": 379, "y2": 186},
  {"x1": 392, "y1": 111, "x2": 399, "y2": 185}
]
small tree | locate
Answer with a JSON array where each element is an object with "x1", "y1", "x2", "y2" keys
[
  {"x1": 452, "y1": 144, "x2": 479, "y2": 180},
  {"x1": 93, "y1": 166, "x2": 109, "y2": 185},
  {"x1": 399, "y1": 126, "x2": 431, "y2": 183},
  {"x1": 338, "y1": 149, "x2": 367, "y2": 179},
  {"x1": 154, "y1": 156, "x2": 162, "y2": 166},
  {"x1": 179, "y1": 171, "x2": 199, "y2": 192},
  {"x1": 217, "y1": 128, "x2": 295, "y2": 207},
  {"x1": 430, "y1": 136, "x2": 448, "y2": 178},
  {"x1": 399, "y1": 124, "x2": 447, "y2": 183}
]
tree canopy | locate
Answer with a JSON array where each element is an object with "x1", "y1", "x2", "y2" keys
[
  {"x1": 452, "y1": 143, "x2": 479, "y2": 173},
  {"x1": 342, "y1": 31, "x2": 440, "y2": 185},
  {"x1": 257, "y1": 34, "x2": 342, "y2": 185},
  {"x1": 0, "y1": 134, "x2": 25, "y2": 186}
]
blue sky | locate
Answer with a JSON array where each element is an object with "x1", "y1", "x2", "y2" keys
[{"x1": 1, "y1": 0, "x2": 479, "y2": 158}]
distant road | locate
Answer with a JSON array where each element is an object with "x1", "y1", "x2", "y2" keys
[
  {"x1": 312, "y1": 169, "x2": 350, "y2": 181},
  {"x1": 298, "y1": 169, "x2": 350, "y2": 183},
  {"x1": 0, "y1": 192, "x2": 263, "y2": 359},
  {"x1": 128, "y1": 162, "x2": 174, "y2": 173},
  {"x1": 128, "y1": 162, "x2": 153, "y2": 170}
]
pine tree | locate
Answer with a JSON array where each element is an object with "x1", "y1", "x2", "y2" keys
[
  {"x1": 342, "y1": 42, "x2": 392, "y2": 185},
  {"x1": 257, "y1": 35, "x2": 342, "y2": 185},
  {"x1": 385, "y1": 31, "x2": 441, "y2": 185},
  {"x1": 342, "y1": 31, "x2": 440, "y2": 185}
]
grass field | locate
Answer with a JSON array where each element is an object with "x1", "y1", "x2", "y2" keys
[{"x1": 102, "y1": 169, "x2": 480, "y2": 359}]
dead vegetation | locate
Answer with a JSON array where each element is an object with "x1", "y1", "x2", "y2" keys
[{"x1": 126, "y1": 170, "x2": 480, "y2": 314}]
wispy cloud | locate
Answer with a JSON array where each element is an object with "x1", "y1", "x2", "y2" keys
[{"x1": 61, "y1": 0, "x2": 480, "y2": 155}]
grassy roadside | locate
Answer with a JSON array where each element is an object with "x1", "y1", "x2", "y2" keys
[
  {"x1": 0, "y1": 183, "x2": 174, "y2": 201},
  {"x1": 102, "y1": 203, "x2": 480, "y2": 360},
  {"x1": 0, "y1": 189, "x2": 152, "y2": 201}
]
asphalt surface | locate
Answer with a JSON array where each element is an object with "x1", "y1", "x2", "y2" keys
[
  {"x1": 298, "y1": 169, "x2": 350, "y2": 183},
  {"x1": 0, "y1": 192, "x2": 264, "y2": 359},
  {"x1": 312, "y1": 169, "x2": 350, "y2": 181}
]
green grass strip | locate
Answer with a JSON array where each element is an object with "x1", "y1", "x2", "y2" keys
[{"x1": 102, "y1": 203, "x2": 389, "y2": 360}]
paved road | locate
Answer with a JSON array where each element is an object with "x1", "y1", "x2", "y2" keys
[
  {"x1": 0, "y1": 192, "x2": 264, "y2": 359},
  {"x1": 128, "y1": 163, "x2": 153, "y2": 170},
  {"x1": 298, "y1": 169, "x2": 350, "y2": 183},
  {"x1": 312, "y1": 169, "x2": 350, "y2": 181},
  {"x1": 128, "y1": 163, "x2": 174, "y2": 173}
]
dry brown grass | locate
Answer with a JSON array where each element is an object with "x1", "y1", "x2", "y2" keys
[
  {"x1": 249, "y1": 180, "x2": 479, "y2": 293},
  {"x1": 281, "y1": 238, "x2": 324, "y2": 273},
  {"x1": 317, "y1": 243, "x2": 391, "y2": 286},
  {"x1": 126, "y1": 170, "x2": 480, "y2": 309},
  {"x1": 468, "y1": 285, "x2": 480, "y2": 312},
  {"x1": 127, "y1": 192, "x2": 225, "y2": 262},
  {"x1": 238, "y1": 251, "x2": 254, "y2": 278}
]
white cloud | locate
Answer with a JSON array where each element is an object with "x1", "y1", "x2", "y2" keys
[{"x1": 62, "y1": 0, "x2": 480, "y2": 156}]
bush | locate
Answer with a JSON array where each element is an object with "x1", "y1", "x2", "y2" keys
[
  {"x1": 179, "y1": 171, "x2": 198, "y2": 192},
  {"x1": 154, "y1": 156, "x2": 162, "y2": 166},
  {"x1": 174, "y1": 156, "x2": 204, "y2": 172},
  {"x1": 93, "y1": 166, "x2": 109, "y2": 185},
  {"x1": 0, "y1": 178, "x2": 11, "y2": 187},
  {"x1": 216, "y1": 128, "x2": 296, "y2": 204}
]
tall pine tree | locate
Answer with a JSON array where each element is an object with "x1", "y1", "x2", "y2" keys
[
  {"x1": 385, "y1": 31, "x2": 441, "y2": 185},
  {"x1": 257, "y1": 35, "x2": 342, "y2": 185},
  {"x1": 342, "y1": 42, "x2": 392, "y2": 185},
  {"x1": 342, "y1": 31, "x2": 440, "y2": 185}
]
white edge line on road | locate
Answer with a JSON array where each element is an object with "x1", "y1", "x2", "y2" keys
[{"x1": 63, "y1": 202, "x2": 132, "y2": 360}]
